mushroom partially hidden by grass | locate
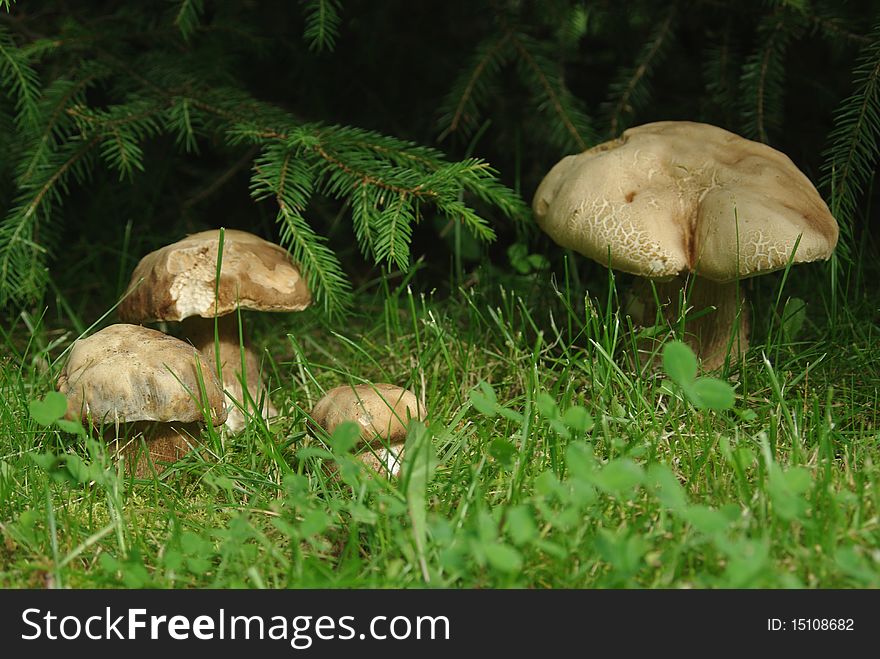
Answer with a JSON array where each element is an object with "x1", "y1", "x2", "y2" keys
[
  {"x1": 310, "y1": 384, "x2": 427, "y2": 478},
  {"x1": 57, "y1": 324, "x2": 227, "y2": 476},
  {"x1": 118, "y1": 229, "x2": 312, "y2": 433},
  {"x1": 533, "y1": 121, "x2": 839, "y2": 370}
]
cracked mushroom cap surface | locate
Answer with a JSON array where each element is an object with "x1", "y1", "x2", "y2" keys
[
  {"x1": 118, "y1": 229, "x2": 312, "y2": 322},
  {"x1": 310, "y1": 384, "x2": 426, "y2": 447},
  {"x1": 533, "y1": 121, "x2": 839, "y2": 282},
  {"x1": 57, "y1": 324, "x2": 227, "y2": 426}
]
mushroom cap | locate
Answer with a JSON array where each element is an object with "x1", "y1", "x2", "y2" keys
[
  {"x1": 118, "y1": 229, "x2": 312, "y2": 323},
  {"x1": 57, "y1": 324, "x2": 227, "y2": 426},
  {"x1": 310, "y1": 383, "x2": 426, "y2": 447},
  {"x1": 533, "y1": 121, "x2": 838, "y2": 282}
]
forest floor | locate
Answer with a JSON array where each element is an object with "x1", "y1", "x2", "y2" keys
[{"x1": 1, "y1": 254, "x2": 878, "y2": 588}]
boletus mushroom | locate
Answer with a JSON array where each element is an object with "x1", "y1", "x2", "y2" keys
[
  {"x1": 310, "y1": 383, "x2": 427, "y2": 477},
  {"x1": 57, "y1": 324, "x2": 227, "y2": 476},
  {"x1": 118, "y1": 229, "x2": 312, "y2": 432},
  {"x1": 533, "y1": 121, "x2": 839, "y2": 370}
]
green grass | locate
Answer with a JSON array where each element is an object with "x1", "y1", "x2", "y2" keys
[{"x1": 1, "y1": 253, "x2": 879, "y2": 588}]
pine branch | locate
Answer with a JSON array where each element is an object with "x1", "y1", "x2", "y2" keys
[
  {"x1": 300, "y1": 0, "x2": 342, "y2": 53},
  {"x1": 555, "y1": 3, "x2": 589, "y2": 51},
  {"x1": 67, "y1": 100, "x2": 162, "y2": 180},
  {"x1": 509, "y1": 30, "x2": 594, "y2": 152},
  {"x1": 702, "y1": 27, "x2": 740, "y2": 125},
  {"x1": 808, "y1": 3, "x2": 871, "y2": 46},
  {"x1": 251, "y1": 144, "x2": 352, "y2": 316},
  {"x1": 15, "y1": 73, "x2": 98, "y2": 185},
  {"x1": 165, "y1": 96, "x2": 202, "y2": 153},
  {"x1": 0, "y1": 27, "x2": 525, "y2": 311},
  {"x1": 351, "y1": 182, "x2": 379, "y2": 259},
  {"x1": 174, "y1": 0, "x2": 205, "y2": 42},
  {"x1": 820, "y1": 22, "x2": 880, "y2": 260},
  {"x1": 374, "y1": 192, "x2": 415, "y2": 270},
  {"x1": 437, "y1": 32, "x2": 513, "y2": 141},
  {"x1": 738, "y1": 14, "x2": 791, "y2": 143},
  {"x1": 0, "y1": 136, "x2": 99, "y2": 305},
  {"x1": 0, "y1": 24, "x2": 40, "y2": 130},
  {"x1": 605, "y1": 7, "x2": 677, "y2": 136}
]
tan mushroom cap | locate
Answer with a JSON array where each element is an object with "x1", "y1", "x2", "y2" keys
[
  {"x1": 533, "y1": 121, "x2": 838, "y2": 282},
  {"x1": 118, "y1": 229, "x2": 312, "y2": 323},
  {"x1": 310, "y1": 384, "x2": 426, "y2": 447},
  {"x1": 57, "y1": 324, "x2": 227, "y2": 426}
]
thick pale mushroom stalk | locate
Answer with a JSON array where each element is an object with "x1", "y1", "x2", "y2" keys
[
  {"x1": 181, "y1": 315, "x2": 277, "y2": 433},
  {"x1": 626, "y1": 275, "x2": 750, "y2": 371}
]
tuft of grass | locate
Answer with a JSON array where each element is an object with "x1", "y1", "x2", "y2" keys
[{"x1": 1, "y1": 242, "x2": 879, "y2": 588}]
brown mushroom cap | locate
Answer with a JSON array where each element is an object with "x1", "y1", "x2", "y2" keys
[
  {"x1": 118, "y1": 229, "x2": 312, "y2": 323},
  {"x1": 310, "y1": 383, "x2": 426, "y2": 447},
  {"x1": 533, "y1": 121, "x2": 838, "y2": 282},
  {"x1": 57, "y1": 324, "x2": 227, "y2": 426}
]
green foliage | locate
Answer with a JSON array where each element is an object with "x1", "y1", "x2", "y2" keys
[
  {"x1": 28, "y1": 391, "x2": 66, "y2": 425},
  {"x1": 737, "y1": 13, "x2": 796, "y2": 143},
  {"x1": 0, "y1": 24, "x2": 40, "y2": 130},
  {"x1": 437, "y1": 23, "x2": 595, "y2": 152},
  {"x1": 820, "y1": 21, "x2": 880, "y2": 260},
  {"x1": 662, "y1": 340, "x2": 736, "y2": 411},
  {"x1": 300, "y1": 0, "x2": 342, "y2": 53},
  {"x1": 603, "y1": 6, "x2": 677, "y2": 136},
  {"x1": 0, "y1": 3, "x2": 525, "y2": 315},
  {"x1": 0, "y1": 1, "x2": 877, "y2": 314},
  {"x1": 3, "y1": 263, "x2": 880, "y2": 588},
  {"x1": 28, "y1": 391, "x2": 85, "y2": 436},
  {"x1": 173, "y1": 0, "x2": 205, "y2": 42},
  {"x1": 507, "y1": 243, "x2": 549, "y2": 274}
]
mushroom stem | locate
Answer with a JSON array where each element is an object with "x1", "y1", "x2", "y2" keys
[
  {"x1": 358, "y1": 442, "x2": 406, "y2": 478},
  {"x1": 105, "y1": 421, "x2": 203, "y2": 477},
  {"x1": 181, "y1": 315, "x2": 277, "y2": 432},
  {"x1": 627, "y1": 275, "x2": 750, "y2": 371}
]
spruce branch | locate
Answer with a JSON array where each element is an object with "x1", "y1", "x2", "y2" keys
[
  {"x1": 351, "y1": 182, "x2": 379, "y2": 259},
  {"x1": 0, "y1": 135, "x2": 99, "y2": 305},
  {"x1": 67, "y1": 100, "x2": 163, "y2": 180},
  {"x1": 0, "y1": 16, "x2": 527, "y2": 311},
  {"x1": 738, "y1": 13, "x2": 792, "y2": 143},
  {"x1": 820, "y1": 22, "x2": 880, "y2": 260},
  {"x1": 374, "y1": 192, "x2": 415, "y2": 271},
  {"x1": 605, "y1": 7, "x2": 677, "y2": 136},
  {"x1": 251, "y1": 143, "x2": 352, "y2": 316},
  {"x1": 0, "y1": 24, "x2": 40, "y2": 130},
  {"x1": 437, "y1": 32, "x2": 513, "y2": 141},
  {"x1": 16, "y1": 73, "x2": 98, "y2": 185},
  {"x1": 300, "y1": 0, "x2": 342, "y2": 53},
  {"x1": 702, "y1": 27, "x2": 740, "y2": 125},
  {"x1": 165, "y1": 96, "x2": 202, "y2": 153},
  {"x1": 510, "y1": 30, "x2": 593, "y2": 151},
  {"x1": 174, "y1": 0, "x2": 205, "y2": 42}
]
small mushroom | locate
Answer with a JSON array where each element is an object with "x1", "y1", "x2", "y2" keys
[
  {"x1": 309, "y1": 383, "x2": 427, "y2": 477},
  {"x1": 57, "y1": 324, "x2": 227, "y2": 475},
  {"x1": 118, "y1": 229, "x2": 312, "y2": 432},
  {"x1": 533, "y1": 121, "x2": 839, "y2": 370}
]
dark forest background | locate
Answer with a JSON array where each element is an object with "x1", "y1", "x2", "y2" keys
[{"x1": 1, "y1": 0, "x2": 878, "y2": 322}]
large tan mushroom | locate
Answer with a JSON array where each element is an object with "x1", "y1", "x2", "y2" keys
[
  {"x1": 310, "y1": 383, "x2": 427, "y2": 477},
  {"x1": 533, "y1": 121, "x2": 839, "y2": 369},
  {"x1": 118, "y1": 229, "x2": 312, "y2": 432},
  {"x1": 57, "y1": 324, "x2": 227, "y2": 475}
]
